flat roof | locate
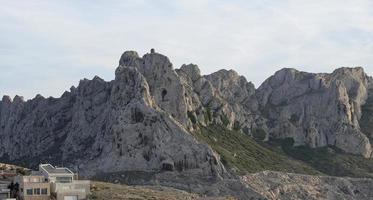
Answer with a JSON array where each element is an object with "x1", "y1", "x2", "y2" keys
[{"x1": 40, "y1": 164, "x2": 73, "y2": 175}]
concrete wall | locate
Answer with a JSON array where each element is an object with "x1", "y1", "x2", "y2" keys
[
  {"x1": 14, "y1": 176, "x2": 50, "y2": 200},
  {"x1": 22, "y1": 196, "x2": 50, "y2": 200},
  {"x1": 56, "y1": 191, "x2": 86, "y2": 200},
  {"x1": 53, "y1": 181, "x2": 90, "y2": 200}
]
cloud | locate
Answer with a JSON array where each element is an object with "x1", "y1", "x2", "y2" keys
[{"x1": 0, "y1": 0, "x2": 373, "y2": 99}]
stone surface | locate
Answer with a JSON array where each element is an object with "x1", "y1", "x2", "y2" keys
[
  {"x1": 256, "y1": 67, "x2": 373, "y2": 157},
  {"x1": 1, "y1": 51, "x2": 372, "y2": 160},
  {"x1": 176, "y1": 65, "x2": 261, "y2": 134},
  {"x1": 0, "y1": 59, "x2": 228, "y2": 195},
  {"x1": 0, "y1": 50, "x2": 261, "y2": 199},
  {"x1": 1, "y1": 50, "x2": 373, "y2": 198},
  {"x1": 243, "y1": 171, "x2": 373, "y2": 200}
]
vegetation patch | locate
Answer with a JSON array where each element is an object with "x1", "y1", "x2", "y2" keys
[
  {"x1": 220, "y1": 114, "x2": 230, "y2": 127},
  {"x1": 196, "y1": 125, "x2": 373, "y2": 178},
  {"x1": 266, "y1": 139, "x2": 373, "y2": 178},
  {"x1": 233, "y1": 121, "x2": 241, "y2": 131},
  {"x1": 187, "y1": 111, "x2": 197, "y2": 124},
  {"x1": 195, "y1": 125, "x2": 320, "y2": 175},
  {"x1": 252, "y1": 128, "x2": 266, "y2": 141},
  {"x1": 204, "y1": 107, "x2": 212, "y2": 123}
]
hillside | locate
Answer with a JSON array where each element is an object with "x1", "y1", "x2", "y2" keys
[
  {"x1": 267, "y1": 139, "x2": 373, "y2": 178},
  {"x1": 243, "y1": 171, "x2": 373, "y2": 200},
  {"x1": 197, "y1": 125, "x2": 373, "y2": 178},
  {"x1": 196, "y1": 125, "x2": 320, "y2": 175},
  {"x1": 90, "y1": 181, "x2": 235, "y2": 200},
  {"x1": 1, "y1": 49, "x2": 373, "y2": 199}
]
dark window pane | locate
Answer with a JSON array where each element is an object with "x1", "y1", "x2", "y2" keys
[
  {"x1": 41, "y1": 188, "x2": 48, "y2": 195},
  {"x1": 26, "y1": 189, "x2": 33, "y2": 195},
  {"x1": 34, "y1": 188, "x2": 40, "y2": 195}
]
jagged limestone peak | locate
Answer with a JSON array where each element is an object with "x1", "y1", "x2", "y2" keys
[
  {"x1": 119, "y1": 50, "x2": 140, "y2": 66},
  {"x1": 179, "y1": 64, "x2": 201, "y2": 82}
]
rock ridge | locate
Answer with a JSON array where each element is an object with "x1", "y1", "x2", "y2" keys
[{"x1": 1, "y1": 49, "x2": 373, "y2": 198}]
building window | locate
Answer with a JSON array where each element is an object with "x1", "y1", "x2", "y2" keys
[
  {"x1": 41, "y1": 188, "x2": 48, "y2": 195},
  {"x1": 34, "y1": 188, "x2": 40, "y2": 195},
  {"x1": 26, "y1": 189, "x2": 33, "y2": 195},
  {"x1": 56, "y1": 177, "x2": 72, "y2": 183}
]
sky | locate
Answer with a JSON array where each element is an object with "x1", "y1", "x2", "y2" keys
[{"x1": 1, "y1": 0, "x2": 373, "y2": 100}]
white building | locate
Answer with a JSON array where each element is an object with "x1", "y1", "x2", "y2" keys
[
  {"x1": 38, "y1": 164, "x2": 90, "y2": 200},
  {"x1": 13, "y1": 175, "x2": 50, "y2": 200},
  {"x1": 0, "y1": 184, "x2": 10, "y2": 200}
]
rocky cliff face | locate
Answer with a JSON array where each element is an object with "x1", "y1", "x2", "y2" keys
[
  {"x1": 0, "y1": 53, "x2": 227, "y2": 181},
  {"x1": 1, "y1": 49, "x2": 373, "y2": 198},
  {"x1": 257, "y1": 67, "x2": 373, "y2": 157},
  {"x1": 119, "y1": 51, "x2": 261, "y2": 134},
  {"x1": 1, "y1": 50, "x2": 372, "y2": 161},
  {"x1": 360, "y1": 79, "x2": 373, "y2": 141},
  {"x1": 0, "y1": 50, "x2": 265, "y2": 199}
]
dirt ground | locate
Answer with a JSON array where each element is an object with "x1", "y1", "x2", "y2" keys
[{"x1": 89, "y1": 181, "x2": 236, "y2": 200}]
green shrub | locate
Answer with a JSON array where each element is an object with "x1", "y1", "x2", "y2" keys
[
  {"x1": 252, "y1": 128, "x2": 266, "y2": 141},
  {"x1": 187, "y1": 111, "x2": 197, "y2": 124},
  {"x1": 220, "y1": 114, "x2": 230, "y2": 127},
  {"x1": 204, "y1": 107, "x2": 212, "y2": 123},
  {"x1": 233, "y1": 121, "x2": 241, "y2": 131},
  {"x1": 16, "y1": 168, "x2": 27, "y2": 175}
]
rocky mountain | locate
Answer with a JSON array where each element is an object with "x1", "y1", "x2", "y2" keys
[
  {"x1": 1, "y1": 49, "x2": 373, "y2": 199},
  {"x1": 0, "y1": 65, "x2": 224, "y2": 179},
  {"x1": 257, "y1": 67, "x2": 373, "y2": 157}
]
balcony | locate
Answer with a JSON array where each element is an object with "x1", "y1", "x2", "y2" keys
[{"x1": 52, "y1": 180, "x2": 90, "y2": 194}]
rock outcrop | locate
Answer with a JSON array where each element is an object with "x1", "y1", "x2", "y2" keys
[
  {"x1": 0, "y1": 53, "x2": 233, "y2": 196},
  {"x1": 243, "y1": 171, "x2": 373, "y2": 200},
  {"x1": 256, "y1": 67, "x2": 373, "y2": 157},
  {"x1": 119, "y1": 51, "x2": 261, "y2": 134},
  {"x1": 360, "y1": 79, "x2": 373, "y2": 141},
  {"x1": 176, "y1": 65, "x2": 261, "y2": 134},
  {"x1": 1, "y1": 49, "x2": 373, "y2": 198},
  {"x1": 1, "y1": 51, "x2": 372, "y2": 160},
  {"x1": 0, "y1": 50, "x2": 267, "y2": 199}
]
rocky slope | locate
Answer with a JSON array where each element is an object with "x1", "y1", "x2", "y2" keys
[
  {"x1": 257, "y1": 67, "x2": 373, "y2": 157},
  {"x1": 0, "y1": 65, "x2": 225, "y2": 180},
  {"x1": 1, "y1": 49, "x2": 373, "y2": 199},
  {"x1": 0, "y1": 50, "x2": 264, "y2": 199},
  {"x1": 243, "y1": 171, "x2": 373, "y2": 200},
  {"x1": 90, "y1": 181, "x2": 235, "y2": 200}
]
